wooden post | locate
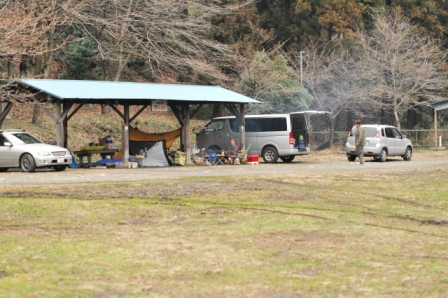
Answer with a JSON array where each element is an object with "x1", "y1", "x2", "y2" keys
[
  {"x1": 239, "y1": 103, "x2": 246, "y2": 150},
  {"x1": 184, "y1": 104, "x2": 191, "y2": 164},
  {"x1": 55, "y1": 100, "x2": 64, "y2": 147},
  {"x1": 63, "y1": 104, "x2": 69, "y2": 149},
  {"x1": 434, "y1": 109, "x2": 438, "y2": 147},
  {"x1": 122, "y1": 104, "x2": 130, "y2": 165}
]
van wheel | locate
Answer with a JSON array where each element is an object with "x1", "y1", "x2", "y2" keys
[
  {"x1": 402, "y1": 147, "x2": 412, "y2": 161},
  {"x1": 20, "y1": 153, "x2": 36, "y2": 172},
  {"x1": 280, "y1": 155, "x2": 295, "y2": 163},
  {"x1": 347, "y1": 155, "x2": 356, "y2": 162},
  {"x1": 379, "y1": 149, "x2": 387, "y2": 162},
  {"x1": 262, "y1": 146, "x2": 279, "y2": 163}
]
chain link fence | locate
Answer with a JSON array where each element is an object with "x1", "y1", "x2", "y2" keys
[{"x1": 310, "y1": 129, "x2": 448, "y2": 150}]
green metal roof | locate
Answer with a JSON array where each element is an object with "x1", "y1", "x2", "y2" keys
[{"x1": 4, "y1": 79, "x2": 259, "y2": 104}]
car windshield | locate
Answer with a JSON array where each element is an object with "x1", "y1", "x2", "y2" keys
[{"x1": 8, "y1": 133, "x2": 43, "y2": 145}]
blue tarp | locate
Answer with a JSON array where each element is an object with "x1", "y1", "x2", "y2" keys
[
  {"x1": 68, "y1": 150, "x2": 78, "y2": 168},
  {"x1": 94, "y1": 158, "x2": 123, "y2": 166}
]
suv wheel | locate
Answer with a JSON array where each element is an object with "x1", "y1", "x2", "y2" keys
[
  {"x1": 20, "y1": 153, "x2": 37, "y2": 172},
  {"x1": 402, "y1": 147, "x2": 412, "y2": 161},
  {"x1": 280, "y1": 155, "x2": 295, "y2": 163},
  {"x1": 347, "y1": 155, "x2": 356, "y2": 162},
  {"x1": 262, "y1": 146, "x2": 279, "y2": 163},
  {"x1": 378, "y1": 149, "x2": 387, "y2": 162}
]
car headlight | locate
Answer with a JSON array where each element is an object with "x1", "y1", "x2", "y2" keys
[{"x1": 35, "y1": 151, "x2": 52, "y2": 156}]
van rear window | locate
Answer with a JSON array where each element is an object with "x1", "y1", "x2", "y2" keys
[{"x1": 291, "y1": 116, "x2": 305, "y2": 130}]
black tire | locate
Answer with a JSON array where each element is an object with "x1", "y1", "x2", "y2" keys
[
  {"x1": 402, "y1": 147, "x2": 412, "y2": 161},
  {"x1": 0, "y1": 168, "x2": 9, "y2": 172},
  {"x1": 20, "y1": 153, "x2": 36, "y2": 172},
  {"x1": 53, "y1": 165, "x2": 68, "y2": 172},
  {"x1": 347, "y1": 155, "x2": 356, "y2": 162},
  {"x1": 262, "y1": 146, "x2": 279, "y2": 163},
  {"x1": 280, "y1": 155, "x2": 295, "y2": 163},
  {"x1": 379, "y1": 148, "x2": 387, "y2": 162}
]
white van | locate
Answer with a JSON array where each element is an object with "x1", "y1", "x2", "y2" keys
[{"x1": 195, "y1": 112, "x2": 325, "y2": 163}]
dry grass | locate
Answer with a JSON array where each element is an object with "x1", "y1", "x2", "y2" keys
[{"x1": 1, "y1": 166, "x2": 448, "y2": 297}]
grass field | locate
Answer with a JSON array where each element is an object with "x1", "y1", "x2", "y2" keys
[{"x1": 1, "y1": 165, "x2": 448, "y2": 297}]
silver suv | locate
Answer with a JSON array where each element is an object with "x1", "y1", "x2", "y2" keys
[
  {"x1": 0, "y1": 129, "x2": 72, "y2": 172},
  {"x1": 346, "y1": 125, "x2": 413, "y2": 162}
]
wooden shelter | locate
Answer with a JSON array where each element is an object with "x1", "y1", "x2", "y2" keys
[{"x1": 0, "y1": 79, "x2": 259, "y2": 164}]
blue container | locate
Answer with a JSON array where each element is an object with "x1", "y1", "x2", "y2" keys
[{"x1": 296, "y1": 140, "x2": 306, "y2": 148}]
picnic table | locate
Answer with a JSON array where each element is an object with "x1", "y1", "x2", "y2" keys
[{"x1": 73, "y1": 149, "x2": 119, "y2": 168}]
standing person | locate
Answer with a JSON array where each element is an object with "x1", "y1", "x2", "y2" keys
[{"x1": 354, "y1": 120, "x2": 366, "y2": 164}]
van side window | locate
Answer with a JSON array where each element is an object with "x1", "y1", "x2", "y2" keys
[
  {"x1": 229, "y1": 119, "x2": 239, "y2": 132},
  {"x1": 0, "y1": 135, "x2": 5, "y2": 146},
  {"x1": 205, "y1": 120, "x2": 224, "y2": 132},
  {"x1": 259, "y1": 118, "x2": 287, "y2": 132},
  {"x1": 246, "y1": 119, "x2": 258, "y2": 132}
]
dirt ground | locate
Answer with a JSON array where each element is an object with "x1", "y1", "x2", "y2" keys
[{"x1": 1, "y1": 149, "x2": 447, "y2": 186}]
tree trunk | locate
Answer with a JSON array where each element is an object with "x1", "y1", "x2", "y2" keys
[
  {"x1": 327, "y1": 115, "x2": 335, "y2": 147},
  {"x1": 101, "y1": 58, "x2": 111, "y2": 114},
  {"x1": 212, "y1": 103, "x2": 225, "y2": 118},
  {"x1": 393, "y1": 109, "x2": 400, "y2": 130}
]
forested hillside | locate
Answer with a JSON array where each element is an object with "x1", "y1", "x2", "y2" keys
[{"x1": 1, "y1": 0, "x2": 448, "y2": 146}]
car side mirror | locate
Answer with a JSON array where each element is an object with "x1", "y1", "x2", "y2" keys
[
  {"x1": 402, "y1": 134, "x2": 406, "y2": 139},
  {"x1": 4, "y1": 142, "x2": 12, "y2": 147}
]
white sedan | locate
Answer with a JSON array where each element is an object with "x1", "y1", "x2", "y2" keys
[{"x1": 0, "y1": 129, "x2": 71, "y2": 172}]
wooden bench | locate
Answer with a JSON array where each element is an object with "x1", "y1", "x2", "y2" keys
[{"x1": 73, "y1": 149, "x2": 119, "y2": 168}]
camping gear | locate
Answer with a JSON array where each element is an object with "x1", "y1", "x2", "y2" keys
[
  {"x1": 137, "y1": 140, "x2": 172, "y2": 167},
  {"x1": 114, "y1": 127, "x2": 181, "y2": 159},
  {"x1": 174, "y1": 151, "x2": 186, "y2": 166}
]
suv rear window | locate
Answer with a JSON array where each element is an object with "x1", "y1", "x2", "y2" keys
[{"x1": 350, "y1": 127, "x2": 378, "y2": 137}]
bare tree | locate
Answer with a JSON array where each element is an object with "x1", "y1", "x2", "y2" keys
[
  {"x1": 72, "y1": 0, "x2": 254, "y2": 84},
  {"x1": 358, "y1": 10, "x2": 448, "y2": 130},
  {"x1": 289, "y1": 42, "x2": 370, "y2": 147}
]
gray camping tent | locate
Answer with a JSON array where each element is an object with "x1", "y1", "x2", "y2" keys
[{"x1": 133, "y1": 140, "x2": 172, "y2": 167}]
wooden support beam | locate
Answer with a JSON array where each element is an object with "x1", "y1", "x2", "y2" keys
[
  {"x1": 122, "y1": 104, "x2": 130, "y2": 165},
  {"x1": 0, "y1": 102, "x2": 13, "y2": 128},
  {"x1": 67, "y1": 104, "x2": 84, "y2": 121},
  {"x1": 130, "y1": 104, "x2": 148, "y2": 123},
  {"x1": 107, "y1": 103, "x2": 125, "y2": 120}
]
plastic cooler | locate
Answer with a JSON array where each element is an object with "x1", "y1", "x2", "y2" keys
[{"x1": 247, "y1": 155, "x2": 259, "y2": 162}]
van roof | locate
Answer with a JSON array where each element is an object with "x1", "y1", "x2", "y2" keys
[{"x1": 212, "y1": 111, "x2": 328, "y2": 120}]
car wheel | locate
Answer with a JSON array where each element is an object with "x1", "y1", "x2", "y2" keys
[
  {"x1": 402, "y1": 147, "x2": 412, "y2": 161},
  {"x1": 0, "y1": 168, "x2": 9, "y2": 172},
  {"x1": 347, "y1": 155, "x2": 356, "y2": 162},
  {"x1": 379, "y1": 148, "x2": 387, "y2": 162},
  {"x1": 280, "y1": 155, "x2": 295, "y2": 163},
  {"x1": 262, "y1": 146, "x2": 279, "y2": 163},
  {"x1": 53, "y1": 165, "x2": 68, "y2": 172},
  {"x1": 20, "y1": 153, "x2": 36, "y2": 172}
]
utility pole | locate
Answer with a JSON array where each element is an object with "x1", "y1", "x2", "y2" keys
[{"x1": 300, "y1": 50, "x2": 305, "y2": 86}]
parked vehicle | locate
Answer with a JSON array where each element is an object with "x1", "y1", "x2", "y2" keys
[
  {"x1": 345, "y1": 124, "x2": 413, "y2": 162},
  {"x1": 0, "y1": 129, "x2": 72, "y2": 172},
  {"x1": 195, "y1": 112, "x2": 326, "y2": 163}
]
